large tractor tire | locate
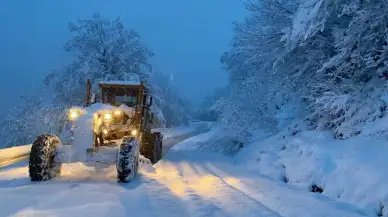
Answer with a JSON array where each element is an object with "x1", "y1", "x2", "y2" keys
[
  {"x1": 140, "y1": 131, "x2": 163, "y2": 164},
  {"x1": 154, "y1": 132, "x2": 163, "y2": 161},
  {"x1": 116, "y1": 136, "x2": 140, "y2": 183},
  {"x1": 29, "y1": 134, "x2": 63, "y2": 181}
]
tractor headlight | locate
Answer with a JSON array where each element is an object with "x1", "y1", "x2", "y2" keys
[
  {"x1": 131, "y1": 129, "x2": 137, "y2": 136},
  {"x1": 102, "y1": 129, "x2": 109, "y2": 135},
  {"x1": 114, "y1": 110, "x2": 122, "y2": 116},
  {"x1": 69, "y1": 109, "x2": 79, "y2": 120},
  {"x1": 104, "y1": 113, "x2": 112, "y2": 121}
]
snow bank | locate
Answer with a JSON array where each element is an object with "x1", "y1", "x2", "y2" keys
[
  {"x1": 171, "y1": 123, "x2": 223, "y2": 151},
  {"x1": 166, "y1": 121, "x2": 260, "y2": 154},
  {"x1": 236, "y1": 127, "x2": 388, "y2": 216},
  {"x1": 190, "y1": 123, "x2": 271, "y2": 156},
  {"x1": 0, "y1": 145, "x2": 32, "y2": 162},
  {"x1": 152, "y1": 127, "x2": 194, "y2": 140},
  {"x1": 152, "y1": 121, "x2": 212, "y2": 140},
  {"x1": 72, "y1": 112, "x2": 94, "y2": 162}
]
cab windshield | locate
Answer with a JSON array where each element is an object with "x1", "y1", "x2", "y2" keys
[{"x1": 114, "y1": 95, "x2": 137, "y2": 107}]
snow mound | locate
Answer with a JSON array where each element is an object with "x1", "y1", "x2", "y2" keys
[
  {"x1": 139, "y1": 155, "x2": 155, "y2": 173},
  {"x1": 171, "y1": 123, "x2": 224, "y2": 151},
  {"x1": 236, "y1": 129, "x2": 388, "y2": 216}
]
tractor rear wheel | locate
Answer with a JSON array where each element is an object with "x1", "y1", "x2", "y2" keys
[
  {"x1": 116, "y1": 136, "x2": 139, "y2": 183},
  {"x1": 140, "y1": 131, "x2": 162, "y2": 164},
  {"x1": 154, "y1": 132, "x2": 163, "y2": 160},
  {"x1": 29, "y1": 134, "x2": 63, "y2": 181}
]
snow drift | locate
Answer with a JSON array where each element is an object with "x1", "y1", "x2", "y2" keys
[{"x1": 236, "y1": 120, "x2": 388, "y2": 216}]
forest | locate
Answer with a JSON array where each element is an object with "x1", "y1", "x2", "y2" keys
[{"x1": 199, "y1": 0, "x2": 388, "y2": 154}]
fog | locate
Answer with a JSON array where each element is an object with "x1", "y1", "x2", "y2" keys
[{"x1": 0, "y1": 1, "x2": 245, "y2": 118}]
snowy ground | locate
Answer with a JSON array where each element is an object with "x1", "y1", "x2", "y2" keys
[
  {"x1": 0, "y1": 123, "x2": 374, "y2": 217},
  {"x1": 235, "y1": 118, "x2": 388, "y2": 217}
]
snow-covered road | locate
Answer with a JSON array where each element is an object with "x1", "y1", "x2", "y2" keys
[{"x1": 0, "y1": 125, "x2": 370, "y2": 217}]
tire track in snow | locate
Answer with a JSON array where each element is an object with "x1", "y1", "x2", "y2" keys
[
  {"x1": 57, "y1": 164, "x2": 192, "y2": 217},
  {"x1": 152, "y1": 160, "x2": 282, "y2": 217},
  {"x1": 22, "y1": 182, "x2": 127, "y2": 217},
  {"x1": 188, "y1": 163, "x2": 283, "y2": 217},
  {"x1": 205, "y1": 164, "x2": 369, "y2": 217},
  {"x1": 118, "y1": 175, "x2": 191, "y2": 217},
  {"x1": 143, "y1": 164, "x2": 229, "y2": 217}
]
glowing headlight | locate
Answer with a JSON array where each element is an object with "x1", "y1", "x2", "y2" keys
[
  {"x1": 131, "y1": 129, "x2": 137, "y2": 136},
  {"x1": 102, "y1": 129, "x2": 109, "y2": 135},
  {"x1": 114, "y1": 110, "x2": 122, "y2": 116},
  {"x1": 104, "y1": 113, "x2": 112, "y2": 120},
  {"x1": 69, "y1": 110, "x2": 78, "y2": 120}
]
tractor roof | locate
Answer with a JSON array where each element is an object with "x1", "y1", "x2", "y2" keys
[{"x1": 99, "y1": 80, "x2": 143, "y2": 88}]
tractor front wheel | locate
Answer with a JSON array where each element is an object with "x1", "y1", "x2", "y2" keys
[
  {"x1": 29, "y1": 134, "x2": 63, "y2": 181},
  {"x1": 116, "y1": 136, "x2": 140, "y2": 183}
]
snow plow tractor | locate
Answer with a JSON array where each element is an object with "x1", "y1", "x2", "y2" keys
[{"x1": 28, "y1": 80, "x2": 163, "y2": 183}]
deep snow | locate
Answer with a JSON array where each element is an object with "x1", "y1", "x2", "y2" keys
[
  {"x1": 0, "y1": 123, "x2": 371, "y2": 217},
  {"x1": 236, "y1": 117, "x2": 388, "y2": 217}
]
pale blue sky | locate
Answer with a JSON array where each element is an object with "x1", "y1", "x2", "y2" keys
[{"x1": 0, "y1": 1, "x2": 246, "y2": 118}]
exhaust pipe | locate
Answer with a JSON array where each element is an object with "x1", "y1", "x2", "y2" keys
[{"x1": 85, "y1": 79, "x2": 91, "y2": 107}]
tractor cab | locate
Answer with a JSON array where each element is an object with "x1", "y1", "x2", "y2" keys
[
  {"x1": 85, "y1": 80, "x2": 155, "y2": 146},
  {"x1": 98, "y1": 80, "x2": 154, "y2": 127},
  {"x1": 86, "y1": 79, "x2": 152, "y2": 109},
  {"x1": 98, "y1": 80, "x2": 152, "y2": 108}
]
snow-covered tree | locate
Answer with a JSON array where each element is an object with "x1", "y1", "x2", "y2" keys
[
  {"x1": 45, "y1": 13, "x2": 154, "y2": 106},
  {"x1": 148, "y1": 71, "x2": 193, "y2": 127},
  {"x1": 43, "y1": 13, "x2": 191, "y2": 127},
  {"x1": 283, "y1": 0, "x2": 388, "y2": 138},
  {"x1": 196, "y1": 88, "x2": 226, "y2": 121},
  {"x1": 0, "y1": 95, "x2": 67, "y2": 147},
  {"x1": 216, "y1": 0, "x2": 388, "y2": 140},
  {"x1": 210, "y1": 0, "x2": 300, "y2": 134}
]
